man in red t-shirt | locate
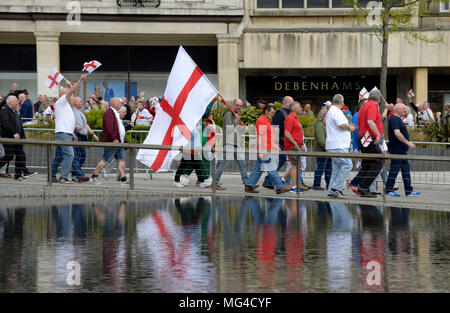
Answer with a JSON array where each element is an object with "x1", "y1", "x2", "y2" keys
[
  {"x1": 284, "y1": 101, "x2": 304, "y2": 193},
  {"x1": 357, "y1": 89, "x2": 384, "y2": 197}
]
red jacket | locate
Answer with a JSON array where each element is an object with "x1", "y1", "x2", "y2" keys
[{"x1": 102, "y1": 108, "x2": 120, "y2": 142}]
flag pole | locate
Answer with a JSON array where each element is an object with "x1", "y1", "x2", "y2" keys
[{"x1": 217, "y1": 93, "x2": 245, "y2": 127}]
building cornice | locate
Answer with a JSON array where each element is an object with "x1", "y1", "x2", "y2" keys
[{"x1": 0, "y1": 12, "x2": 243, "y2": 23}]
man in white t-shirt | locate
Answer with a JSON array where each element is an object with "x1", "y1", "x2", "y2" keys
[
  {"x1": 51, "y1": 74, "x2": 87, "y2": 184},
  {"x1": 325, "y1": 94, "x2": 356, "y2": 198}
]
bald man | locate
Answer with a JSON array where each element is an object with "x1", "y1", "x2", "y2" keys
[
  {"x1": 385, "y1": 103, "x2": 420, "y2": 197},
  {"x1": 90, "y1": 97, "x2": 128, "y2": 185}
]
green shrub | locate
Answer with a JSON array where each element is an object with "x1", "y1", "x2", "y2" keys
[
  {"x1": 239, "y1": 106, "x2": 262, "y2": 125},
  {"x1": 125, "y1": 125, "x2": 151, "y2": 144},
  {"x1": 211, "y1": 105, "x2": 227, "y2": 128},
  {"x1": 23, "y1": 119, "x2": 55, "y2": 140},
  {"x1": 423, "y1": 114, "x2": 450, "y2": 144},
  {"x1": 85, "y1": 109, "x2": 105, "y2": 130}
]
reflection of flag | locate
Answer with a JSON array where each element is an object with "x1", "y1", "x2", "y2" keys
[
  {"x1": 44, "y1": 69, "x2": 65, "y2": 91},
  {"x1": 360, "y1": 131, "x2": 373, "y2": 148},
  {"x1": 359, "y1": 87, "x2": 369, "y2": 101},
  {"x1": 136, "y1": 46, "x2": 218, "y2": 172},
  {"x1": 82, "y1": 60, "x2": 101, "y2": 73},
  {"x1": 407, "y1": 89, "x2": 415, "y2": 97}
]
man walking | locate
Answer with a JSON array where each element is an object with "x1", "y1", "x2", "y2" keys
[
  {"x1": 90, "y1": 97, "x2": 128, "y2": 185},
  {"x1": 0, "y1": 95, "x2": 37, "y2": 180},
  {"x1": 71, "y1": 96, "x2": 99, "y2": 182},
  {"x1": 51, "y1": 74, "x2": 87, "y2": 184},
  {"x1": 214, "y1": 98, "x2": 248, "y2": 190},
  {"x1": 312, "y1": 108, "x2": 331, "y2": 190},
  {"x1": 326, "y1": 94, "x2": 356, "y2": 198},
  {"x1": 284, "y1": 101, "x2": 304, "y2": 193},
  {"x1": 262, "y1": 95, "x2": 293, "y2": 189},
  {"x1": 385, "y1": 103, "x2": 421, "y2": 197},
  {"x1": 357, "y1": 89, "x2": 384, "y2": 197},
  {"x1": 18, "y1": 93, "x2": 33, "y2": 120}
]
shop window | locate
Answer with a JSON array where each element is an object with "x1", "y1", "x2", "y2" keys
[
  {"x1": 332, "y1": 0, "x2": 352, "y2": 8},
  {"x1": 307, "y1": 0, "x2": 329, "y2": 8},
  {"x1": 283, "y1": 0, "x2": 304, "y2": 8},
  {"x1": 441, "y1": 1, "x2": 450, "y2": 12},
  {"x1": 257, "y1": 0, "x2": 279, "y2": 8}
]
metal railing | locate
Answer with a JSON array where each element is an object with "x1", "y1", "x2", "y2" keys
[
  {"x1": 16, "y1": 127, "x2": 450, "y2": 185},
  {"x1": 1, "y1": 137, "x2": 450, "y2": 195}
]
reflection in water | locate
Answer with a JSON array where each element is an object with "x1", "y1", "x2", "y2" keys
[{"x1": 0, "y1": 197, "x2": 449, "y2": 293}]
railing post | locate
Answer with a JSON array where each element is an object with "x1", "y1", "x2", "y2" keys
[
  {"x1": 296, "y1": 154, "x2": 299, "y2": 196},
  {"x1": 128, "y1": 147, "x2": 135, "y2": 190},
  {"x1": 211, "y1": 146, "x2": 216, "y2": 195},
  {"x1": 47, "y1": 144, "x2": 52, "y2": 185}
]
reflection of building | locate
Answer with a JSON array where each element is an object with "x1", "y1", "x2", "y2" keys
[{"x1": 0, "y1": 1, "x2": 449, "y2": 112}]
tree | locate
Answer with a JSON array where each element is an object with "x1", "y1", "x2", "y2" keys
[{"x1": 344, "y1": 0, "x2": 445, "y2": 103}]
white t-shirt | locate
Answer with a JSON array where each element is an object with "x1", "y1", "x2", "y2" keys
[
  {"x1": 421, "y1": 108, "x2": 435, "y2": 123},
  {"x1": 134, "y1": 108, "x2": 152, "y2": 126},
  {"x1": 54, "y1": 95, "x2": 75, "y2": 134},
  {"x1": 326, "y1": 105, "x2": 351, "y2": 150},
  {"x1": 112, "y1": 107, "x2": 126, "y2": 143},
  {"x1": 402, "y1": 113, "x2": 415, "y2": 128},
  {"x1": 43, "y1": 106, "x2": 53, "y2": 118}
]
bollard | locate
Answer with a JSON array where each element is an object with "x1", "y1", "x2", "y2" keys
[
  {"x1": 128, "y1": 147, "x2": 135, "y2": 190},
  {"x1": 211, "y1": 147, "x2": 216, "y2": 195},
  {"x1": 47, "y1": 144, "x2": 52, "y2": 185}
]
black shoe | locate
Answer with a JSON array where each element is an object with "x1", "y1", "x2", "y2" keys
[
  {"x1": 263, "y1": 184, "x2": 274, "y2": 189},
  {"x1": 360, "y1": 191, "x2": 377, "y2": 198},
  {"x1": 23, "y1": 171, "x2": 37, "y2": 179},
  {"x1": 276, "y1": 188, "x2": 289, "y2": 194},
  {"x1": 393, "y1": 187, "x2": 399, "y2": 191},
  {"x1": 14, "y1": 175, "x2": 24, "y2": 181},
  {"x1": 312, "y1": 187, "x2": 324, "y2": 191}
]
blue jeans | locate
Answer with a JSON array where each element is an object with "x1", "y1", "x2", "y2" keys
[
  {"x1": 245, "y1": 157, "x2": 284, "y2": 191},
  {"x1": 263, "y1": 146, "x2": 286, "y2": 186},
  {"x1": 313, "y1": 157, "x2": 332, "y2": 189},
  {"x1": 327, "y1": 148, "x2": 352, "y2": 194},
  {"x1": 52, "y1": 132, "x2": 75, "y2": 180},
  {"x1": 215, "y1": 145, "x2": 248, "y2": 184},
  {"x1": 71, "y1": 133, "x2": 87, "y2": 178},
  {"x1": 386, "y1": 158, "x2": 412, "y2": 195}
]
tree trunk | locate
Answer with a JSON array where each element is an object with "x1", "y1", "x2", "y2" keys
[{"x1": 380, "y1": 18, "x2": 389, "y2": 107}]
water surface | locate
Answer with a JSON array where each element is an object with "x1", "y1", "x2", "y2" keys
[{"x1": 0, "y1": 197, "x2": 448, "y2": 292}]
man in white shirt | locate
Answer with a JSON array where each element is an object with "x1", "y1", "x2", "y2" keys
[
  {"x1": 325, "y1": 94, "x2": 356, "y2": 198},
  {"x1": 51, "y1": 74, "x2": 87, "y2": 184}
]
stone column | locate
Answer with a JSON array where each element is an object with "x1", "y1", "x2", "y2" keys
[
  {"x1": 35, "y1": 32, "x2": 61, "y2": 97},
  {"x1": 217, "y1": 34, "x2": 240, "y2": 103},
  {"x1": 413, "y1": 67, "x2": 428, "y2": 104}
]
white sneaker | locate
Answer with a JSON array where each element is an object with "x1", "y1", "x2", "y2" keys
[
  {"x1": 198, "y1": 181, "x2": 212, "y2": 188},
  {"x1": 204, "y1": 177, "x2": 212, "y2": 184},
  {"x1": 90, "y1": 176, "x2": 101, "y2": 185},
  {"x1": 102, "y1": 169, "x2": 108, "y2": 180},
  {"x1": 180, "y1": 174, "x2": 190, "y2": 186},
  {"x1": 121, "y1": 179, "x2": 129, "y2": 185},
  {"x1": 173, "y1": 181, "x2": 184, "y2": 188}
]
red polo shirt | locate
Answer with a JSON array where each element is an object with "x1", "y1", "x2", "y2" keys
[
  {"x1": 256, "y1": 114, "x2": 274, "y2": 152},
  {"x1": 358, "y1": 100, "x2": 383, "y2": 139},
  {"x1": 284, "y1": 113, "x2": 303, "y2": 151}
]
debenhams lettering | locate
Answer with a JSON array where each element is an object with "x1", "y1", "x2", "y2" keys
[{"x1": 274, "y1": 81, "x2": 361, "y2": 92}]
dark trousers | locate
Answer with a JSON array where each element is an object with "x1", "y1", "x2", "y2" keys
[
  {"x1": 72, "y1": 133, "x2": 87, "y2": 178},
  {"x1": 386, "y1": 157, "x2": 412, "y2": 194},
  {"x1": 313, "y1": 157, "x2": 332, "y2": 189},
  {"x1": 357, "y1": 137, "x2": 383, "y2": 192},
  {"x1": 0, "y1": 144, "x2": 27, "y2": 176},
  {"x1": 175, "y1": 154, "x2": 208, "y2": 183}
]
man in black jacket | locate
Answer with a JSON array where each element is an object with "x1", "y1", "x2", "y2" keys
[{"x1": 0, "y1": 95, "x2": 37, "y2": 180}]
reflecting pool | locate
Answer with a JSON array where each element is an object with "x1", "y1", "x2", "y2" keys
[{"x1": 0, "y1": 197, "x2": 448, "y2": 292}]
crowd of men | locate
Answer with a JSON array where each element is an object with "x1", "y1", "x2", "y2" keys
[{"x1": 0, "y1": 78, "x2": 447, "y2": 198}]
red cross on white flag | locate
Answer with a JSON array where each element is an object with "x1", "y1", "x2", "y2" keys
[
  {"x1": 408, "y1": 89, "x2": 415, "y2": 97},
  {"x1": 44, "y1": 69, "x2": 65, "y2": 91},
  {"x1": 136, "y1": 46, "x2": 218, "y2": 172},
  {"x1": 360, "y1": 131, "x2": 373, "y2": 148},
  {"x1": 82, "y1": 60, "x2": 102, "y2": 73},
  {"x1": 359, "y1": 87, "x2": 369, "y2": 101}
]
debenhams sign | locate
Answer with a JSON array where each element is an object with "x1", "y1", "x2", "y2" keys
[{"x1": 274, "y1": 80, "x2": 362, "y2": 92}]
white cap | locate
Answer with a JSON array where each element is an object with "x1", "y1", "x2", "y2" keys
[{"x1": 324, "y1": 101, "x2": 332, "y2": 107}]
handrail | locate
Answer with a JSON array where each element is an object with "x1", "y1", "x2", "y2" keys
[{"x1": 1, "y1": 138, "x2": 450, "y2": 162}]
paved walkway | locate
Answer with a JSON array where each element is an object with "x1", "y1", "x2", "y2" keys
[{"x1": 1, "y1": 171, "x2": 449, "y2": 211}]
